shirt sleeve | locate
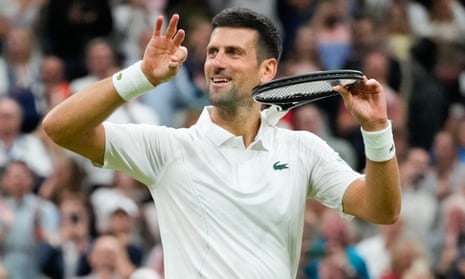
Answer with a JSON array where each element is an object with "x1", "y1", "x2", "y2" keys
[
  {"x1": 100, "y1": 122, "x2": 176, "y2": 186},
  {"x1": 302, "y1": 133, "x2": 363, "y2": 219}
]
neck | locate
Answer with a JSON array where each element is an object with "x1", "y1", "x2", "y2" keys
[{"x1": 209, "y1": 105, "x2": 261, "y2": 148}]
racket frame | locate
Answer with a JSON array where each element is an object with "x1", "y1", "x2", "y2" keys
[{"x1": 252, "y1": 69, "x2": 364, "y2": 111}]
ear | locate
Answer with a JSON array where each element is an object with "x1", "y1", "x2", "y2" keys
[{"x1": 259, "y1": 58, "x2": 278, "y2": 84}]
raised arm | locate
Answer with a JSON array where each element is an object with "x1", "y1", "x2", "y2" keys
[
  {"x1": 335, "y1": 77, "x2": 401, "y2": 224},
  {"x1": 42, "y1": 14, "x2": 187, "y2": 165}
]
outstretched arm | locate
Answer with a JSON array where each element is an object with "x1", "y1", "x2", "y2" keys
[
  {"x1": 335, "y1": 77, "x2": 401, "y2": 224},
  {"x1": 42, "y1": 14, "x2": 188, "y2": 165}
]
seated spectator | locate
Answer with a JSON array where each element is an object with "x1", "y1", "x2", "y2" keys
[
  {"x1": 0, "y1": 26, "x2": 43, "y2": 132},
  {"x1": 430, "y1": 194, "x2": 465, "y2": 278},
  {"x1": 380, "y1": 237, "x2": 433, "y2": 279},
  {"x1": 422, "y1": 130, "x2": 465, "y2": 202},
  {"x1": 356, "y1": 220, "x2": 405, "y2": 279},
  {"x1": 0, "y1": 97, "x2": 53, "y2": 179},
  {"x1": 39, "y1": 155, "x2": 88, "y2": 206},
  {"x1": 74, "y1": 234, "x2": 136, "y2": 279},
  {"x1": 399, "y1": 147, "x2": 437, "y2": 244},
  {"x1": 91, "y1": 186, "x2": 144, "y2": 267},
  {"x1": 0, "y1": 160, "x2": 60, "y2": 279},
  {"x1": 304, "y1": 210, "x2": 370, "y2": 279},
  {"x1": 39, "y1": 194, "x2": 94, "y2": 279}
]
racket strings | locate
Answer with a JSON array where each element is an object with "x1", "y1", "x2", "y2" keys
[{"x1": 256, "y1": 80, "x2": 338, "y2": 101}]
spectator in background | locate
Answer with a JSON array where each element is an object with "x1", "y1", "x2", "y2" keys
[
  {"x1": 422, "y1": 130, "x2": 465, "y2": 202},
  {"x1": 69, "y1": 38, "x2": 119, "y2": 94},
  {"x1": 380, "y1": 237, "x2": 433, "y2": 279},
  {"x1": 40, "y1": 0, "x2": 114, "y2": 80},
  {"x1": 304, "y1": 210, "x2": 370, "y2": 279},
  {"x1": 36, "y1": 55, "x2": 71, "y2": 115},
  {"x1": 276, "y1": 0, "x2": 317, "y2": 61},
  {"x1": 356, "y1": 220, "x2": 405, "y2": 279},
  {"x1": 101, "y1": 171, "x2": 154, "y2": 252},
  {"x1": 38, "y1": 155, "x2": 88, "y2": 206},
  {"x1": 75, "y1": 234, "x2": 136, "y2": 279},
  {"x1": 407, "y1": 37, "x2": 450, "y2": 150},
  {"x1": 0, "y1": 97, "x2": 52, "y2": 179},
  {"x1": 430, "y1": 194, "x2": 465, "y2": 278},
  {"x1": 0, "y1": 27, "x2": 44, "y2": 132},
  {"x1": 382, "y1": 0, "x2": 415, "y2": 64},
  {"x1": 103, "y1": 201, "x2": 144, "y2": 268},
  {"x1": 310, "y1": 0, "x2": 352, "y2": 71},
  {"x1": 398, "y1": 147, "x2": 437, "y2": 245},
  {"x1": 279, "y1": 24, "x2": 322, "y2": 77},
  {"x1": 0, "y1": 0, "x2": 46, "y2": 29},
  {"x1": 421, "y1": 0, "x2": 465, "y2": 46},
  {"x1": 39, "y1": 195, "x2": 93, "y2": 279},
  {"x1": 0, "y1": 160, "x2": 60, "y2": 279}
]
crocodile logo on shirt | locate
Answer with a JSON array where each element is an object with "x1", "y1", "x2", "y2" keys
[
  {"x1": 116, "y1": 72, "x2": 123, "y2": 80},
  {"x1": 273, "y1": 161, "x2": 288, "y2": 170}
]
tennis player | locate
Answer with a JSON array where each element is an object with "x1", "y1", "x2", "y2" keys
[{"x1": 43, "y1": 8, "x2": 401, "y2": 279}]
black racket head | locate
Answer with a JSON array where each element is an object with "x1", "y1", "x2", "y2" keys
[{"x1": 252, "y1": 69, "x2": 364, "y2": 111}]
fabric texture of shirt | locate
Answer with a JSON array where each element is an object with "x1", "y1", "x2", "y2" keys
[{"x1": 101, "y1": 106, "x2": 361, "y2": 279}]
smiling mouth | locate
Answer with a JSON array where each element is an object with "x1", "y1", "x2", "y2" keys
[{"x1": 211, "y1": 77, "x2": 230, "y2": 84}]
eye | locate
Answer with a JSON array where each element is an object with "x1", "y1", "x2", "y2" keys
[
  {"x1": 206, "y1": 47, "x2": 218, "y2": 58},
  {"x1": 226, "y1": 47, "x2": 242, "y2": 57}
]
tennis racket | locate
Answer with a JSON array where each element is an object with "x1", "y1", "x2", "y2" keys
[{"x1": 252, "y1": 69, "x2": 364, "y2": 111}]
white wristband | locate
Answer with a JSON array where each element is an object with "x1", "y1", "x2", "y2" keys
[
  {"x1": 112, "y1": 61, "x2": 154, "y2": 101},
  {"x1": 361, "y1": 121, "x2": 396, "y2": 162}
]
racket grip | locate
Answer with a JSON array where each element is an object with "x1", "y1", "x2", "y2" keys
[
  {"x1": 112, "y1": 61, "x2": 154, "y2": 101},
  {"x1": 361, "y1": 121, "x2": 396, "y2": 162}
]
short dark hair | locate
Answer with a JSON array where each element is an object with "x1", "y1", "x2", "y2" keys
[{"x1": 211, "y1": 7, "x2": 282, "y2": 62}]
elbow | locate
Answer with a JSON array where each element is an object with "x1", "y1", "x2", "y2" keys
[{"x1": 41, "y1": 114, "x2": 68, "y2": 147}]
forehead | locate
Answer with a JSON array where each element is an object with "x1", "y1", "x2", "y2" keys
[{"x1": 208, "y1": 27, "x2": 258, "y2": 49}]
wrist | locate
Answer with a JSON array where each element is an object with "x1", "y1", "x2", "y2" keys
[
  {"x1": 361, "y1": 120, "x2": 396, "y2": 162},
  {"x1": 112, "y1": 61, "x2": 155, "y2": 101}
]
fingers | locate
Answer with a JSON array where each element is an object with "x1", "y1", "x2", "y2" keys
[
  {"x1": 153, "y1": 15, "x2": 164, "y2": 37},
  {"x1": 153, "y1": 14, "x2": 184, "y2": 44},
  {"x1": 165, "y1": 14, "x2": 180, "y2": 39},
  {"x1": 172, "y1": 29, "x2": 185, "y2": 47},
  {"x1": 334, "y1": 76, "x2": 382, "y2": 97},
  {"x1": 168, "y1": 46, "x2": 188, "y2": 69}
]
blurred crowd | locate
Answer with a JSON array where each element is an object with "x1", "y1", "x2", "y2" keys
[{"x1": 0, "y1": 0, "x2": 465, "y2": 278}]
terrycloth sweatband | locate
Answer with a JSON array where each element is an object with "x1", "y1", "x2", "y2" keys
[
  {"x1": 361, "y1": 121, "x2": 396, "y2": 162},
  {"x1": 112, "y1": 61, "x2": 154, "y2": 101}
]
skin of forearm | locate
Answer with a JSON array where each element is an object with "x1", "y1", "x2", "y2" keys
[
  {"x1": 362, "y1": 158, "x2": 402, "y2": 224},
  {"x1": 42, "y1": 77, "x2": 124, "y2": 148}
]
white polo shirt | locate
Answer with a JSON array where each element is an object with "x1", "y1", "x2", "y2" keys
[{"x1": 102, "y1": 106, "x2": 361, "y2": 279}]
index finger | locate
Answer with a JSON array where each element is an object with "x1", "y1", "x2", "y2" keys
[{"x1": 153, "y1": 15, "x2": 165, "y2": 37}]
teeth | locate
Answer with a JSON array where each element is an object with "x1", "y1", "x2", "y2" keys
[{"x1": 212, "y1": 78, "x2": 228, "y2": 83}]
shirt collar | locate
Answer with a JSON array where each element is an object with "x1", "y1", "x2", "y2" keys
[{"x1": 193, "y1": 106, "x2": 286, "y2": 151}]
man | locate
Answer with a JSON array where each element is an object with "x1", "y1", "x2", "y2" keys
[{"x1": 43, "y1": 8, "x2": 401, "y2": 279}]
